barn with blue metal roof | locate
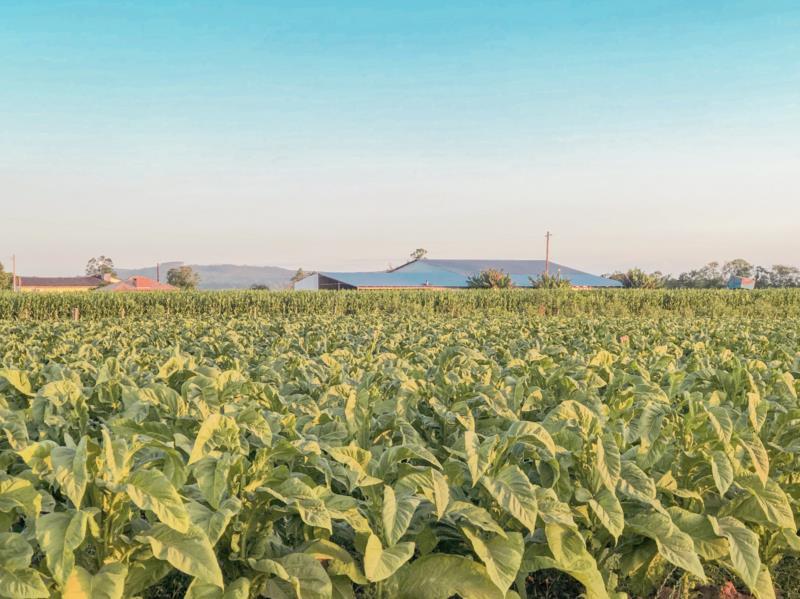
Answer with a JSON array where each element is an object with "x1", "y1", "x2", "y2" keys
[{"x1": 294, "y1": 258, "x2": 621, "y2": 290}]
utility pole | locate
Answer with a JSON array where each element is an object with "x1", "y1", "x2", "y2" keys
[
  {"x1": 544, "y1": 231, "x2": 552, "y2": 275},
  {"x1": 156, "y1": 263, "x2": 160, "y2": 283}
]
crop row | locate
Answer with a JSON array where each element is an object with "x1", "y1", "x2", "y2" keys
[{"x1": 2, "y1": 288, "x2": 800, "y2": 320}]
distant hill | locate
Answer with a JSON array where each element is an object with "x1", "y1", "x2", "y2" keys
[{"x1": 116, "y1": 262, "x2": 296, "y2": 290}]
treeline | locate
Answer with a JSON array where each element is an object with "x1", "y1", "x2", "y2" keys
[
  {"x1": 606, "y1": 259, "x2": 800, "y2": 289},
  {"x1": 1, "y1": 288, "x2": 800, "y2": 320}
]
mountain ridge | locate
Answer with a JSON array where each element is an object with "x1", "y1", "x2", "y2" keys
[{"x1": 116, "y1": 262, "x2": 296, "y2": 290}]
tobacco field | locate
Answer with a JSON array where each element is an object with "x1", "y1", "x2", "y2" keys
[{"x1": 0, "y1": 310, "x2": 799, "y2": 598}]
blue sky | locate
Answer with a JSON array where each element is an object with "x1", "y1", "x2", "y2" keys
[{"x1": 2, "y1": 1, "x2": 799, "y2": 275}]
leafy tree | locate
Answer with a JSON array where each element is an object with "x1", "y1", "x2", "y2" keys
[
  {"x1": 0, "y1": 262, "x2": 11, "y2": 290},
  {"x1": 722, "y1": 258, "x2": 754, "y2": 280},
  {"x1": 673, "y1": 261, "x2": 724, "y2": 289},
  {"x1": 530, "y1": 271, "x2": 571, "y2": 289},
  {"x1": 409, "y1": 248, "x2": 428, "y2": 261},
  {"x1": 86, "y1": 255, "x2": 116, "y2": 277},
  {"x1": 769, "y1": 264, "x2": 800, "y2": 287},
  {"x1": 467, "y1": 269, "x2": 513, "y2": 289},
  {"x1": 250, "y1": 284, "x2": 270, "y2": 290},
  {"x1": 167, "y1": 266, "x2": 200, "y2": 290},
  {"x1": 291, "y1": 268, "x2": 309, "y2": 283},
  {"x1": 607, "y1": 268, "x2": 664, "y2": 289}
]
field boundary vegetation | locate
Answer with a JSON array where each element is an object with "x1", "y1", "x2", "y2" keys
[{"x1": 1, "y1": 289, "x2": 800, "y2": 320}]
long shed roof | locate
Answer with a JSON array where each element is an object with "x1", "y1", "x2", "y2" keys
[
  {"x1": 395, "y1": 259, "x2": 592, "y2": 276},
  {"x1": 18, "y1": 276, "x2": 103, "y2": 288}
]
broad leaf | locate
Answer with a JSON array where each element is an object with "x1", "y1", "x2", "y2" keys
[
  {"x1": 35, "y1": 510, "x2": 89, "y2": 586},
  {"x1": 709, "y1": 516, "x2": 760, "y2": 592},
  {"x1": 141, "y1": 524, "x2": 223, "y2": 588},
  {"x1": 395, "y1": 554, "x2": 504, "y2": 599},
  {"x1": 51, "y1": 437, "x2": 89, "y2": 509},
  {"x1": 63, "y1": 563, "x2": 127, "y2": 599},
  {"x1": 587, "y1": 488, "x2": 624, "y2": 541},
  {"x1": 0, "y1": 567, "x2": 49, "y2": 599},
  {"x1": 595, "y1": 433, "x2": 620, "y2": 492},
  {"x1": 542, "y1": 522, "x2": 610, "y2": 599},
  {"x1": 363, "y1": 534, "x2": 414, "y2": 582},
  {"x1": 461, "y1": 528, "x2": 523, "y2": 592},
  {"x1": 480, "y1": 464, "x2": 538, "y2": 531},
  {"x1": 709, "y1": 450, "x2": 733, "y2": 496},
  {"x1": 126, "y1": 469, "x2": 191, "y2": 533},
  {"x1": 626, "y1": 511, "x2": 705, "y2": 580},
  {"x1": 382, "y1": 485, "x2": 420, "y2": 546}
]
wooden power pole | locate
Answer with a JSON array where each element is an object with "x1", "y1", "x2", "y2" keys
[{"x1": 544, "y1": 231, "x2": 552, "y2": 275}]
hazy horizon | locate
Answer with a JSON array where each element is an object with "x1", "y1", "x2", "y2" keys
[{"x1": 2, "y1": 1, "x2": 799, "y2": 277}]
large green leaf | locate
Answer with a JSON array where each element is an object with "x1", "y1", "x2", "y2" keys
[
  {"x1": 51, "y1": 437, "x2": 89, "y2": 509},
  {"x1": 302, "y1": 539, "x2": 366, "y2": 584},
  {"x1": 480, "y1": 464, "x2": 538, "y2": 531},
  {"x1": 126, "y1": 468, "x2": 191, "y2": 533},
  {"x1": 276, "y1": 478, "x2": 333, "y2": 533},
  {"x1": 279, "y1": 553, "x2": 333, "y2": 599},
  {"x1": 0, "y1": 369, "x2": 33, "y2": 396},
  {"x1": 667, "y1": 507, "x2": 727, "y2": 561},
  {"x1": 0, "y1": 533, "x2": 33, "y2": 572},
  {"x1": 587, "y1": 488, "x2": 624, "y2": 541},
  {"x1": 446, "y1": 501, "x2": 507, "y2": 537},
  {"x1": 595, "y1": 433, "x2": 620, "y2": 492},
  {"x1": 188, "y1": 414, "x2": 239, "y2": 465},
  {"x1": 62, "y1": 563, "x2": 127, "y2": 599},
  {"x1": 394, "y1": 554, "x2": 504, "y2": 599},
  {"x1": 140, "y1": 524, "x2": 223, "y2": 588},
  {"x1": 325, "y1": 445, "x2": 382, "y2": 487},
  {"x1": 0, "y1": 567, "x2": 49, "y2": 599},
  {"x1": 618, "y1": 461, "x2": 657, "y2": 503},
  {"x1": 35, "y1": 510, "x2": 89, "y2": 586},
  {"x1": 542, "y1": 522, "x2": 610, "y2": 599},
  {"x1": 186, "y1": 497, "x2": 240, "y2": 546},
  {"x1": 382, "y1": 485, "x2": 420, "y2": 546},
  {"x1": 192, "y1": 455, "x2": 232, "y2": 510},
  {"x1": 0, "y1": 476, "x2": 41, "y2": 518},
  {"x1": 363, "y1": 534, "x2": 414, "y2": 582},
  {"x1": 752, "y1": 564, "x2": 777, "y2": 599},
  {"x1": 626, "y1": 511, "x2": 705, "y2": 580},
  {"x1": 738, "y1": 431, "x2": 770, "y2": 485},
  {"x1": 708, "y1": 450, "x2": 733, "y2": 496},
  {"x1": 733, "y1": 475, "x2": 796, "y2": 530},
  {"x1": 461, "y1": 528, "x2": 523, "y2": 592},
  {"x1": 185, "y1": 578, "x2": 251, "y2": 599},
  {"x1": 709, "y1": 516, "x2": 760, "y2": 592}
]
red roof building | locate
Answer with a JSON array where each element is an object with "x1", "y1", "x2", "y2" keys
[{"x1": 96, "y1": 275, "x2": 177, "y2": 292}]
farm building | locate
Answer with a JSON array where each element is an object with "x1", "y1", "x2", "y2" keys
[
  {"x1": 295, "y1": 259, "x2": 622, "y2": 290},
  {"x1": 16, "y1": 275, "x2": 105, "y2": 292},
  {"x1": 95, "y1": 275, "x2": 177, "y2": 292},
  {"x1": 727, "y1": 276, "x2": 756, "y2": 290}
]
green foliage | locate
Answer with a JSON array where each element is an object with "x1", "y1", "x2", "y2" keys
[
  {"x1": 0, "y1": 263, "x2": 11, "y2": 291},
  {"x1": 530, "y1": 272, "x2": 572, "y2": 289},
  {"x1": 0, "y1": 311, "x2": 798, "y2": 597},
  {"x1": 167, "y1": 266, "x2": 201, "y2": 290},
  {"x1": 85, "y1": 255, "x2": 116, "y2": 277},
  {"x1": 606, "y1": 268, "x2": 664, "y2": 289},
  {"x1": 290, "y1": 268, "x2": 309, "y2": 284},
  {"x1": 466, "y1": 269, "x2": 514, "y2": 288},
  {"x1": 2, "y1": 289, "x2": 800, "y2": 320}
]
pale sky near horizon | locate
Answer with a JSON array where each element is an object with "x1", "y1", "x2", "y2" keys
[{"x1": 1, "y1": 1, "x2": 799, "y2": 277}]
